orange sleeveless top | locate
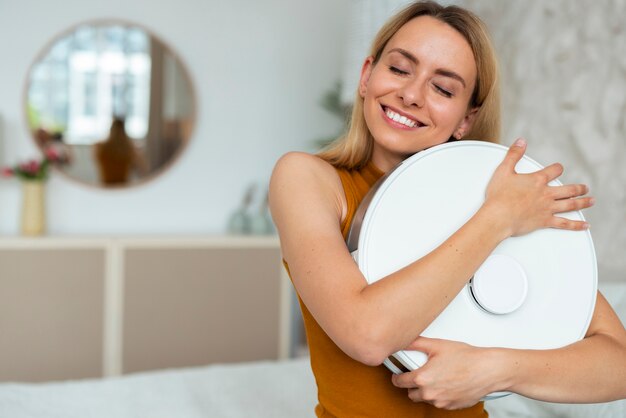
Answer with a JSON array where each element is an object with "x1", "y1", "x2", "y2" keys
[{"x1": 284, "y1": 160, "x2": 489, "y2": 418}]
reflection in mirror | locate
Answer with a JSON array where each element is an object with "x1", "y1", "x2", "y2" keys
[{"x1": 26, "y1": 21, "x2": 195, "y2": 188}]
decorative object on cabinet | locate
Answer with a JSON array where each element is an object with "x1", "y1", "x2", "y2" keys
[
  {"x1": 249, "y1": 189, "x2": 275, "y2": 235},
  {"x1": 228, "y1": 184, "x2": 275, "y2": 235},
  {"x1": 24, "y1": 20, "x2": 196, "y2": 189},
  {"x1": 2, "y1": 149, "x2": 63, "y2": 236},
  {"x1": 227, "y1": 183, "x2": 255, "y2": 234},
  {"x1": 20, "y1": 180, "x2": 46, "y2": 236}
]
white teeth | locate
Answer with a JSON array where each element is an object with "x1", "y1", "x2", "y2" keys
[{"x1": 385, "y1": 108, "x2": 418, "y2": 128}]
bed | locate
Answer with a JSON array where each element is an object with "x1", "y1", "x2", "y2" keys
[{"x1": 1, "y1": 281, "x2": 625, "y2": 418}]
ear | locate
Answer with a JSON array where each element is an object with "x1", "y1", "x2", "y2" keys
[
  {"x1": 455, "y1": 106, "x2": 479, "y2": 138},
  {"x1": 358, "y1": 56, "x2": 375, "y2": 98}
]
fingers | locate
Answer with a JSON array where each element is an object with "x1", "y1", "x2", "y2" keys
[
  {"x1": 391, "y1": 373, "x2": 426, "y2": 403},
  {"x1": 536, "y1": 164, "x2": 593, "y2": 230},
  {"x1": 550, "y1": 183, "x2": 589, "y2": 200},
  {"x1": 407, "y1": 388, "x2": 425, "y2": 403},
  {"x1": 539, "y1": 162, "x2": 564, "y2": 183},
  {"x1": 502, "y1": 141, "x2": 571, "y2": 188},
  {"x1": 545, "y1": 197, "x2": 593, "y2": 230},
  {"x1": 393, "y1": 372, "x2": 480, "y2": 410},
  {"x1": 552, "y1": 196, "x2": 595, "y2": 214},
  {"x1": 547, "y1": 216, "x2": 589, "y2": 231},
  {"x1": 403, "y1": 336, "x2": 439, "y2": 352},
  {"x1": 548, "y1": 183, "x2": 594, "y2": 230},
  {"x1": 391, "y1": 371, "x2": 421, "y2": 389},
  {"x1": 499, "y1": 138, "x2": 527, "y2": 172}
]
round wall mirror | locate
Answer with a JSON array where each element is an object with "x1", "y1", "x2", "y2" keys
[{"x1": 25, "y1": 20, "x2": 195, "y2": 188}]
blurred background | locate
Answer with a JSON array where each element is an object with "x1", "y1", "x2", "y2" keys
[
  {"x1": 0, "y1": 0, "x2": 623, "y2": 383},
  {"x1": 0, "y1": 0, "x2": 350, "y2": 235},
  {"x1": 0, "y1": 0, "x2": 623, "y2": 254}
]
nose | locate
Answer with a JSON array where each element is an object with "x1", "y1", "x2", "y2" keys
[{"x1": 397, "y1": 78, "x2": 425, "y2": 108}]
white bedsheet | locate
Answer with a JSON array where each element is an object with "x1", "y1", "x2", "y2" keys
[
  {"x1": 0, "y1": 358, "x2": 318, "y2": 418},
  {"x1": 1, "y1": 356, "x2": 625, "y2": 418},
  {"x1": 489, "y1": 395, "x2": 626, "y2": 418},
  {"x1": 1, "y1": 282, "x2": 624, "y2": 418}
]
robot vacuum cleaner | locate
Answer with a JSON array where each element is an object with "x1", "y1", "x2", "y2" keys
[{"x1": 347, "y1": 140, "x2": 597, "y2": 399}]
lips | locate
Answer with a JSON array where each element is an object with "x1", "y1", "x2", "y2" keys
[{"x1": 381, "y1": 105, "x2": 425, "y2": 128}]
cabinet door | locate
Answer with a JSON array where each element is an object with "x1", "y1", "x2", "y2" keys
[
  {"x1": 123, "y1": 246, "x2": 282, "y2": 373},
  {"x1": 0, "y1": 249, "x2": 105, "y2": 382}
]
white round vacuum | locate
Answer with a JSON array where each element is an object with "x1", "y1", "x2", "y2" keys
[{"x1": 347, "y1": 140, "x2": 597, "y2": 399}]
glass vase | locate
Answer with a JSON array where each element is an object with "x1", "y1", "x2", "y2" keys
[{"x1": 21, "y1": 180, "x2": 46, "y2": 236}]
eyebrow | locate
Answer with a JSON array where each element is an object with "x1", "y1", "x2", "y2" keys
[{"x1": 387, "y1": 47, "x2": 467, "y2": 88}]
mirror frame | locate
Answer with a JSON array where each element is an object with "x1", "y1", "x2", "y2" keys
[{"x1": 23, "y1": 18, "x2": 197, "y2": 189}]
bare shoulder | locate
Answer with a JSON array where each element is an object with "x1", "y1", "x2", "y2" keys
[
  {"x1": 270, "y1": 152, "x2": 343, "y2": 203},
  {"x1": 269, "y1": 152, "x2": 346, "y2": 258},
  {"x1": 271, "y1": 151, "x2": 338, "y2": 183}
]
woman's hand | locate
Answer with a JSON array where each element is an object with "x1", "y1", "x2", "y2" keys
[
  {"x1": 391, "y1": 337, "x2": 503, "y2": 410},
  {"x1": 483, "y1": 138, "x2": 594, "y2": 237}
]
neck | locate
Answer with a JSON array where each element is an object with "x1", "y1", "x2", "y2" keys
[{"x1": 371, "y1": 148, "x2": 408, "y2": 173}]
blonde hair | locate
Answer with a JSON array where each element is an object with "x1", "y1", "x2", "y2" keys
[{"x1": 318, "y1": 1, "x2": 501, "y2": 170}]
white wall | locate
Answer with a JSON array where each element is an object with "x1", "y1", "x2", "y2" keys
[{"x1": 0, "y1": 0, "x2": 350, "y2": 235}]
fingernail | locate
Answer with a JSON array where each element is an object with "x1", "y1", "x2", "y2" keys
[
  {"x1": 589, "y1": 197, "x2": 595, "y2": 205},
  {"x1": 583, "y1": 222, "x2": 590, "y2": 229},
  {"x1": 514, "y1": 138, "x2": 526, "y2": 147}
]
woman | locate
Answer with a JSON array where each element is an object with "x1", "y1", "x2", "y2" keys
[
  {"x1": 269, "y1": 1, "x2": 626, "y2": 416},
  {"x1": 93, "y1": 118, "x2": 146, "y2": 185}
]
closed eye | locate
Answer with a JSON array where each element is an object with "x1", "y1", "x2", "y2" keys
[
  {"x1": 389, "y1": 66, "x2": 409, "y2": 76},
  {"x1": 434, "y1": 85, "x2": 453, "y2": 98}
]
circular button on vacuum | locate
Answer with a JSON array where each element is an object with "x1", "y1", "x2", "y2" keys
[{"x1": 470, "y1": 254, "x2": 528, "y2": 315}]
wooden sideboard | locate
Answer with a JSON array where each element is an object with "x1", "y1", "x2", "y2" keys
[{"x1": 0, "y1": 236, "x2": 293, "y2": 382}]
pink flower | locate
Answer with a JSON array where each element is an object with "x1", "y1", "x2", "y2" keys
[
  {"x1": 3, "y1": 155, "x2": 51, "y2": 181},
  {"x1": 44, "y1": 147, "x2": 60, "y2": 161},
  {"x1": 25, "y1": 160, "x2": 40, "y2": 174}
]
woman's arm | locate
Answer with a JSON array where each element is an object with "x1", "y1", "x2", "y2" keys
[
  {"x1": 392, "y1": 292, "x2": 626, "y2": 408},
  {"x1": 269, "y1": 140, "x2": 592, "y2": 365},
  {"x1": 499, "y1": 291, "x2": 626, "y2": 402}
]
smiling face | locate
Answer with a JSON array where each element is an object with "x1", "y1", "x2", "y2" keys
[{"x1": 359, "y1": 15, "x2": 479, "y2": 171}]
